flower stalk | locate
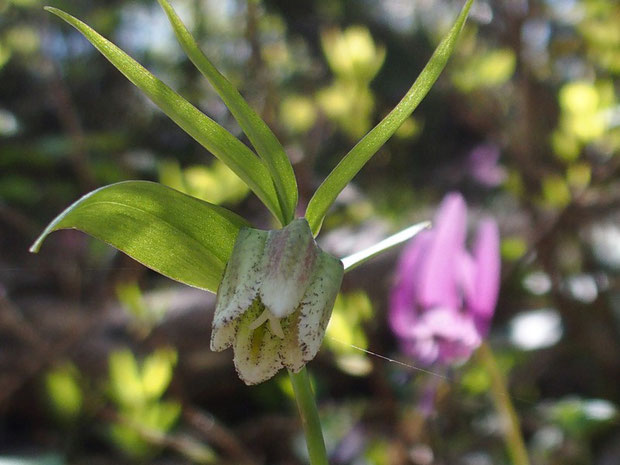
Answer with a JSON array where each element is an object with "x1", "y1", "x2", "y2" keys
[
  {"x1": 289, "y1": 367, "x2": 328, "y2": 465},
  {"x1": 477, "y1": 342, "x2": 530, "y2": 465}
]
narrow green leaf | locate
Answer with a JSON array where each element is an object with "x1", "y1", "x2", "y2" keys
[
  {"x1": 30, "y1": 181, "x2": 249, "y2": 293},
  {"x1": 157, "y1": 0, "x2": 298, "y2": 224},
  {"x1": 44, "y1": 7, "x2": 285, "y2": 225},
  {"x1": 341, "y1": 221, "x2": 430, "y2": 272},
  {"x1": 305, "y1": 0, "x2": 474, "y2": 235}
]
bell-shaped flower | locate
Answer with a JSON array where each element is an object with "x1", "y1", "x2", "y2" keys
[
  {"x1": 389, "y1": 192, "x2": 500, "y2": 365},
  {"x1": 211, "y1": 219, "x2": 344, "y2": 385}
]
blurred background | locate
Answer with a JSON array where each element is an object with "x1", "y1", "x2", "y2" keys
[{"x1": 0, "y1": 0, "x2": 619, "y2": 463}]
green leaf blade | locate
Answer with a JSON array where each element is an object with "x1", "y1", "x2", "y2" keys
[
  {"x1": 157, "y1": 0, "x2": 298, "y2": 224},
  {"x1": 305, "y1": 0, "x2": 474, "y2": 235},
  {"x1": 44, "y1": 7, "x2": 285, "y2": 225},
  {"x1": 30, "y1": 181, "x2": 249, "y2": 293}
]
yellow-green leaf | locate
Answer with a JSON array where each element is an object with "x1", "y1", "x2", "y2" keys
[
  {"x1": 157, "y1": 0, "x2": 298, "y2": 224},
  {"x1": 30, "y1": 181, "x2": 248, "y2": 293},
  {"x1": 44, "y1": 7, "x2": 285, "y2": 224},
  {"x1": 305, "y1": 0, "x2": 474, "y2": 235}
]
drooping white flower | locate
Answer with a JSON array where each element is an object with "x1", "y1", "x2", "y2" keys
[{"x1": 210, "y1": 219, "x2": 344, "y2": 385}]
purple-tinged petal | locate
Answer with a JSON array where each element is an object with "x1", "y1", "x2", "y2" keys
[
  {"x1": 469, "y1": 219, "x2": 501, "y2": 334},
  {"x1": 418, "y1": 193, "x2": 467, "y2": 310},
  {"x1": 468, "y1": 144, "x2": 506, "y2": 187},
  {"x1": 394, "y1": 229, "x2": 432, "y2": 281},
  {"x1": 389, "y1": 286, "x2": 419, "y2": 338},
  {"x1": 457, "y1": 250, "x2": 476, "y2": 305},
  {"x1": 388, "y1": 193, "x2": 500, "y2": 367},
  {"x1": 409, "y1": 308, "x2": 481, "y2": 364},
  {"x1": 389, "y1": 231, "x2": 432, "y2": 338},
  {"x1": 416, "y1": 307, "x2": 479, "y2": 343},
  {"x1": 436, "y1": 336, "x2": 478, "y2": 364},
  {"x1": 402, "y1": 337, "x2": 439, "y2": 366}
]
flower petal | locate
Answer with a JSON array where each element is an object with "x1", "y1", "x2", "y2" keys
[
  {"x1": 402, "y1": 337, "x2": 439, "y2": 365},
  {"x1": 457, "y1": 250, "x2": 475, "y2": 304},
  {"x1": 418, "y1": 193, "x2": 467, "y2": 309},
  {"x1": 389, "y1": 231, "x2": 432, "y2": 338},
  {"x1": 233, "y1": 300, "x2": 283, "y2": 385},
  {"x1": 469, "y1": 218, "x2": 501, "y2": 333},
  {"x1": 279, "y1": 311, "x2": 306, "y2": 372},
  {"x1": 410, "y1": 307, "x2": 481, "y2": 364},
  {"x1": 389, "y1": 286, "x2": 418, "y2": 339},
  {"x1": 260, "y1": 219, "x2": 318, "y2": 318},
  {"x1": 211, "y1": 228, "x2": 268, "y2": 351},
  {"x1": 297, "y1": 250, "x2": 344, "y2": 361}
]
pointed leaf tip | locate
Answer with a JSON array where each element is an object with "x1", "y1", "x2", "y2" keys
[
  {"x1": 45, "y1": 6, "x2": 287, "y2": 225},
  {"x1": 305, "y1": 0, "x2": 474, "y2": 235},
  {"x1": 157, "y1": 0, "x2": 298, "y2": 224},
  {"x1": 30, "y1": 181, "x2": 248, "y2": 293}
]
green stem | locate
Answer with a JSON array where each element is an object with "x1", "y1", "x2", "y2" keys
[
  {"x1": 477, "y1": 342, "x2": 530, "y2": 465},
  {"x1": 288, "y1": 367, "x2": 328, "y2": 465}
]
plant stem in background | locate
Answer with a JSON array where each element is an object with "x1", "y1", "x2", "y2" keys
[
  {"x1": 289, "y1": 367, "x2": 328, "y2": 465},
  {"x1": 477, "y1": 342, "x2": 530, "y2": 465}
]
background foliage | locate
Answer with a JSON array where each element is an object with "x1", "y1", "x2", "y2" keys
[{"x1": 0, "y1": 0, "x2": 619, "y2": 464}]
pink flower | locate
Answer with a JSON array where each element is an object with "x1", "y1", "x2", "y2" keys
[
  {"x1": 389, "y1": 192, "x2": 500, "y2": 365},
  {"x1": 468, "y1": 144, "x2": 507, "y2": 187}
]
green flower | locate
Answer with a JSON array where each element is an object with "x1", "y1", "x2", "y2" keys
[{"x1": 210, "y1": 219, "x2": 343, "y2": 385}]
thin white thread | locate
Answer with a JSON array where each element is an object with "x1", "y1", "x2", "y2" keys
[
  {"x1": 328, "y1": 336, "x2": 449, "y2": 380},
  {"x1": 328, "y1": 336, "x2": 539, "y2": 406}
]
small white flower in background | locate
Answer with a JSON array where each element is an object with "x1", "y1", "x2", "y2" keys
[{"x1": 210, "y1": 219, "x2": 344, "y2": 385}]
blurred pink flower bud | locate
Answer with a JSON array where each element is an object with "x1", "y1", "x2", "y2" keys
[{"x1": 389, "y1": 192, "x2": 500, "y2": 365}]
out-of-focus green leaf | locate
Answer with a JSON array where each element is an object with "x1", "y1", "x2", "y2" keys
[
  {"x1": 0, "y1": 41, "x2": 11, "y2": 70},
  {"x1": 542, "y1": 175, "x2": 571, "y2": 208},
  {"x1": 157, "y1": 0, "x2": 297, "y2": 224},
  {"x1": 184, "y1": 162, "x2": 250, "y2": 205},
  {"x1": 109, "y1": 401, "x2": 185, "y2": 459},
  {"x1": 159, "y1": 159, "x2": 250, "y2": 206},
  {"x1": 280, "y1": 95, "x2": 317, "y2": 134},
  {"x1": 5, "y1": 26, "x2": 40, "y2": 55},
  {"x1": 544, "y1": 397, "x2": 618, "y2": 437},
  {"x1": 30, "y1": 181, "x2": 248, "y2": 293},
  {"x1": 566, "y1": 162, "x2": 591, "y2": 190},
  {"x1": 316, "y1": 82, "x2": 375, "y2": 139},
  {"x1": 44, "y1": 7, "x2": 285, "y2": 224},
  {"x1": 107, "y1": 348, "x2": 187, "y2": 460},
  {"x1": 142, "y1": 348, "x2": 177, "y2": 401},
  {"x1": 321, "y1": 26, "x2": 385, "y2": 82},
  {"x1": 109, "y1": 349, "x2": 145, "y2": 407},
  {"x1": 452, "y1": 48, "x2": 516, "y2": 92},
  {"x1": 8, "y1": 0, "x2": 42, "y2": 7},
  {"x1": 394, "y1": 117, "x2": 422, "y2": 140},
  {"x1": 501, "y1": 236, "x2": 528, "y2": 261},
  {"x1": 305, "y1": 0, "x2": 474, "y2": 235},
  {"x1": 109, "y1": 422, "x2": 151, "y2": 458},
  {"x1": 45, "y1": 363, "x2": 83, "y2": 420},
  {"x1": 325, "y1": 291, "x2": 374, "y2": 376},
  {"x1": 116, "y1": 282, "x2": 148, "y2": 321}
]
